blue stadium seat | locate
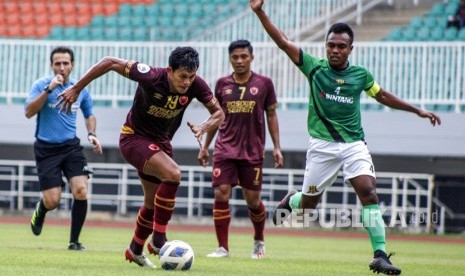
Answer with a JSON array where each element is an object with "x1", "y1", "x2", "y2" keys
[
  {"x1": 104, "y1": 27, "x2": 119, "y2": 41},
  {"x1": 416, "y1": 27, "x2": 430, "y2": 41},
  {"x1": 458, "y1": 29, "x2": 465, "y2": 40},
  {"x1": 75, "y1": 27, "x2": 90, "y2": 41},
  {"x1": 430, "y1": 27, "x2": 444, "y2": 41},
  {"x1": 62, "y1": 27, "x2": 77, "y2": 41},
  {"x1": 48, "y1": 27, "x2": 63, "y2": 40},
  {"x1": 89, "y1": 27, "x2": 105, "y2": 40},
  {"x1": 444, "y1": 28, "x2": 458, "y2": 41},
  {"x1": 429, "y1": 3, "x2": 445, "y2": 16}
]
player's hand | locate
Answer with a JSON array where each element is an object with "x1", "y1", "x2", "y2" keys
[
  {"x1": 273, "y1": 148, "x2": 284, "y2": 168},
  {"x1": 250, "y1": 0, "x2": 264, "y2": 11},
  {"x1": 88, "y1": 135, "x2": 103, "y2": 154},
  {"x1": 55, "y1": 86, "x2": 80, "y2": 114},
  {"x1": 418, "y1": 110, "x2": 441, "y2": 126},
  {"x1": 187, "y1": 122, "x2": 204, "y2": 149},
  {"x1": 197, "y1": 148, "x2": 209, "y2": 167}
]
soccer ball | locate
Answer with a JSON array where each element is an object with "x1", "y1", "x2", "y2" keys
[{"x1": 158, "y1": 240, "x2": 194, "y2": 270}]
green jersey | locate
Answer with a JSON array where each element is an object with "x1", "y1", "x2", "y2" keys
[{"x1": 297, "y1": 50, "x2": 378, "y2": 143}]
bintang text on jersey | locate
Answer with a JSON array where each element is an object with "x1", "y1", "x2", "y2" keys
[
  {"x1": 320, "y1": 91, "x2": 354, "y2": 104},
  {"x1": 227, "y1": 100, "x2": 256, "y2": 113}
]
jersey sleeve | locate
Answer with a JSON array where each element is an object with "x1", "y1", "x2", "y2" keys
[
  {"x1": 264, "y1": 78, "x2": 278, "y2": 111},
  {"x1": 296, "y1": 50, "x2": 320, "y2": 77},
  {"x1": 25, "y1": 79, "x2": 46, "y2": 108},
  {"x1": 80, "y1": 88, "x2": 94, "y2": 118},
  {"x1": 363, "y1": 69, "x2": 381, "y2": 98},
  {"x1": 195, "y1": 76, "x2": 216, "y2": 108},
  {"x1": 125, "y1": 60, "x2": 161, "y2": 85}
]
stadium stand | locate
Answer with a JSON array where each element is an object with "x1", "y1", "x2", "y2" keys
[
  {"x1": 0, "y1": 0, "x2": 249, "y2": 41},
  {"x1": 383, "y1": 0, "x2": 465, "y2": 41}
]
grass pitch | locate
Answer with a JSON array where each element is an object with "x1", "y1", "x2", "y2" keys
[{"x1": 0, "y1": 222, "x2": 464, "y2": 276}]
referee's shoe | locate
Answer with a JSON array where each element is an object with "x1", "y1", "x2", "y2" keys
[{"x1": 30, "y1": 201, "x2": 45, "y2": 236}]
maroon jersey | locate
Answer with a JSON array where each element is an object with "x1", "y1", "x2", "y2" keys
[
  {"x1": 213, "y1": 72, "x2": 278, "y2": 161},
  {"x1": 121, "y1": 61, "x2": 216, "y2": 144}
]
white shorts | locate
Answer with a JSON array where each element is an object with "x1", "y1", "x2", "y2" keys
[{"x1": 301, "y1": 136, "x2": 375, "y2": 196}]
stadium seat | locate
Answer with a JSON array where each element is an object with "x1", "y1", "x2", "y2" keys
[
  {"x1": 416, "y1": 27, "x2": 430, "y2": 41},
  {"x1": 423, "y1": 16, "x2": 438, "y2": 28},
  {"x1": 429, "y1": 3, "x2": 445, "y2": 17},
  {"x1": 132, "y1": 4, "x2": 147, "y2": 17},
  {"x1": 90, "y1": 15, "x2": 105, "y2": 27},
  {"x1": 458, "y1": 29, "x2": 465, "y2": 40},
  {"x1": 75, "y1": 27, "x2": 91, "y2": 41},
  {"x1": 104, "y1": 27, "x2": 119, "y2": 41},
  {"x1": 119, "y1": 27, "x2": 133, "y2": 41},
  {"x1": 48, "y1": 26, "x2": 64, "y2": 40},
  {"x1": 118, "y1": 4, "x2": 132, "y2": 16},
  {"x1": 89, "y1": 27, "x2": 105, "y2": 40},
  {"x1": 430, "y1": 27, "x2": 444, "y2": 41},
  {"x1": 401, "y1": 27, "x2": 417, "y2": 41},
  {"x1": 133, "y1": 28, "x2": 147, "y2": 41},
  {"x1": 62, "y1": 27, "x2": 77, "y2": 40},
  {"x1": 410, "y1": 16, "x2": 423, "y2": 29},
  {"x1": 444, "y1": 28, "x2": 458, "y2": 41},
  {"x1": 104, "y1": 15, "x2": 119, "y2": 27}
]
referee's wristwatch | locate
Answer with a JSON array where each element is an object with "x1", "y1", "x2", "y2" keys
[{"x1": 44, "y1": 85, "x2": 53, "y2": 94}]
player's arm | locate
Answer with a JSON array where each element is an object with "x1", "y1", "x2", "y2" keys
[
  {"x1": 250, "y1": 0, "x2": 300, "y2": 63},
  {"x1": 372, "y1": 86, "x2": 441, "y2": 126},
  {"x1": 84, "y1": 115, "x2": 103, "y2": 154},
  {"x1": 55, "y1": 56, "x2": 128, "y2": 113},
  {"x1": 25, "y1": 75, "x2": 64, "y2": 118},
  {"x1": 187, "y1": 99, "x2": 225, "y2": 152},
  {"x1": 266, "y1": 104, "x2": 284, "y2": 168}
]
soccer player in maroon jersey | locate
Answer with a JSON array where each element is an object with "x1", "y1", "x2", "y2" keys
[
  {"x1": 56, "y1": 47, "x2": 224, "y2": 268},
  {"x1": 197, "y1": 40, "x2": 284, "y2": 259}
]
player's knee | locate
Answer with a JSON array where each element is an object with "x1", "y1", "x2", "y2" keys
[
  {"x1": 43, "y1": 197, "x2": 60, "y2": 210},
  {"x1": 214, "y1": 187, "x2": 230, "y2": 201},
  {"x1": 359, "y1": 189, "x2": 378, "y2": 205},
  {"x1": 73, "y1": 186, "x2": 88, "y2": 200},
  {"x1": 164, "y1": 167, "x2": 181, "y2": 183}
]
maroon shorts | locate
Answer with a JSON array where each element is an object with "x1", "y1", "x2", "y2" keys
[
  {"x1": 119, "y1": 133, "x2": 173, "y2": 183},
  {"x1": 211, "y1": 158, "x2": 263, "y2": 191}
]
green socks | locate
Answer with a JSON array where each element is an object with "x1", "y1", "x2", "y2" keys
[
  {"x1": 362, "y1": 204, "x2": 386, "y2": 253},
  {"x1": 289, "y1": 192, "x2": 302, "y2": 210}
]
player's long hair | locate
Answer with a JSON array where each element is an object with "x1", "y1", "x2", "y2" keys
[{"x1": 169, "y1": 47, "x2": 199, "y2": 72}]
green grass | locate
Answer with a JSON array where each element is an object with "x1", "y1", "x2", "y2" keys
[{"x1": 0, "y1": 223, "x2": 464, "y2": 275}]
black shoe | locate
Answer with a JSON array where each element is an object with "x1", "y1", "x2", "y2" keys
[
  {"x1": 369, "y1": 250, "x2": 401, "y2": 275},
  {"x1": 68, "y1": 242, "x2": 86, "y2": 251},
  {"x1": 271, "y1": 190, "x2": 296, "y2": 226},
  {"x1": 31, "y1": 201, "x2": 45, "y2": 236}
]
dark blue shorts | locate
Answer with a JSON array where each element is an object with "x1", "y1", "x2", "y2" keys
[{"x1": 33, "y1": 137, "x2": 89, "y2": 191}]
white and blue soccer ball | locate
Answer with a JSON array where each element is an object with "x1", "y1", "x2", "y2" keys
[{"x1": 158, "y1": 240, "x2": 194, "y2": 270}]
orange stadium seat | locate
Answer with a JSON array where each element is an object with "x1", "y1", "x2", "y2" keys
[
  {"x1": 21, "y1": 25, "x2": 36, "y2": 38},
  {"x1": 6, "y1": 25, "x2": 21, "y2": 38},
  {"x1": 36, "y1": 25, "x2": 51, "y2": 38},
  {"x1": 0, "y1": 24, "x2": 7, "y2": 37},
  {"x1": 5, "y1": 13, "x2": 20, "y2": 26},
  {"x1": 3, "y1": 2, "x2": 18, "y2": 14},
  {"x1": 20, "y1": 13, "x2": 35, "y2": 25},
  {"x1": 62, "y1": 3, "x2": 77, "y2": 14},
  {"x1": 18, "y1": 2, "x2": 34, "y2": 14},
  {"x1": 46, "y1": 2, "x2": 61, "y2": 14},
  {"x1": 76, "y1": 14, "x2": 93, "y2": 27},
  {"x1": 91, "y1": 3, "x2": 105, "y2": 15},
  {"x1": 63, "y1": 15, "x2": 78, "y2": 27},
  {"x1": 103, "y1": 3, "x2": 120, "y2": 16},
  {"x1": 34, "y1": 13, "x2": 48, "y2": 26},
  {"x1": 33, "y1": 2, "x2": 47, "y2": 13},
  {"x1": 48, "y1": 13, "x2": 63, "y2": 27}
]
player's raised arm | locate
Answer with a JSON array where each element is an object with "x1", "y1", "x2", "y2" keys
[
  {"x1": 374, "y1": 87, "x2": 441, "y2": 126},
  {"x1": 250, "y1": 0, "x2": 300, "y2": 64},
  {"x1": 55, "y1": 56, "x2": 128, "y2": 113}
]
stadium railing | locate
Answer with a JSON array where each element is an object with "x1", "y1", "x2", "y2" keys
[
  {"x1": 0, "y1": 39, "x2": 464, "y2": 112},
  {"x1": 0, "y1": 159, "x2": 457, "y2": 234}
]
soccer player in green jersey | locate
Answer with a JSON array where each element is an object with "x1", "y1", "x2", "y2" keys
[{"x1": 251, "y1": 0, "x2": 441, "y2": 275}]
